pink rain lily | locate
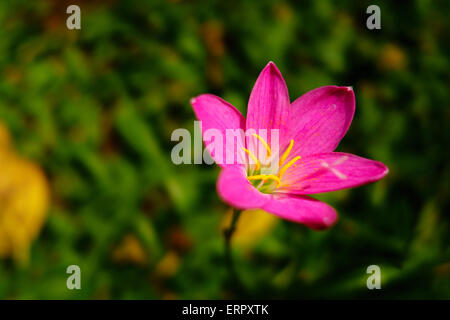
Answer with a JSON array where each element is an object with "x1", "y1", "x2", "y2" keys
[{"x1": 191, "y1": 62, "x2": 388, "y2": 230}]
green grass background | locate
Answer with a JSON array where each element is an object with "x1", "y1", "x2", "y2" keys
[{"x1": 0, "y1": 0, "x2": 449, "y2": 299}]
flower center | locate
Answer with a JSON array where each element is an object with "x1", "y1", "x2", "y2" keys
[
  {"x1": 243, "y1": 136, "x2": 301, "y2": 193},
  {"x1": 242, "y1": 135, "x2": 349, "y2": 194}
]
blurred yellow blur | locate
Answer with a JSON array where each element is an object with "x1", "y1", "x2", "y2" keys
[
  {"x1": 154, "y1": 251, "x2": 180, "y2": 278},
  {"x1": 378, "y1": 43, "x2": 407, "y2": 71},
  {"x1": 111, "y1": 234, "x2": 148, "y2": 266},
  {"x1": 221, "y1": 208, "x2": 279, "y2": 248},
  {"x1": 0, "y1": 122, "x2": 49, "y2": 264}
]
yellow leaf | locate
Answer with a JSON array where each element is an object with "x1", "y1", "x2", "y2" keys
[{"x1": 0, "y1": 122, "x2": 49, "y2": 264}]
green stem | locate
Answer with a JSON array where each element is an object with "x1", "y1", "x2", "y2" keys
[
  {"x1": 223, "y1": 209, "x2": 241, "y2": 280},
  {"x1": 224, "y1": 209, "x2": 241, "y2": 249}
]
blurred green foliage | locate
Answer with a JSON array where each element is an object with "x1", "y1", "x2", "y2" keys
[{"x1": 0, "y1": 0, "x2": 449, "y2": 299}]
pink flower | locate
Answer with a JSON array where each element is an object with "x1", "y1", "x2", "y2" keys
[{"x1": 191, "y1": 62, "x2": 388, "y2": 230}]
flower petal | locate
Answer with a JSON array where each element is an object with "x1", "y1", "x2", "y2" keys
[
  {"x1": 191, "y1": 94, "x2": 246, "y2": 167},
  {"x1": 246, "y1": 62, "x2": 290, "y2": 160},
  {"x1": 286, "y1": 86, "x2": 355, "y2": 158},
  {"x1": 279, "y1": 152, "x2": 389, "y2": 194},
  {"x1": 262, "y1": 194, "x2": 338, "y2": 230},
  {"x1": 217, "y1": 166, "x2": 271, "y2": 209}
]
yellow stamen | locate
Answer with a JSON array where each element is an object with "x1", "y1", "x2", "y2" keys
[
  {"x1": 279, "y1": 139, "x2": 294, "y2": 166},
  {"x1": 242, "y1": 147, "x2": 260, "y2": 171},
  {"x1": 252, "y1": 133, "x2": 271, "y2": 156},
  {"x1": 247, "y1": 174, "x2": 281, "y2": 187},
  {"x1": 278, "y1": 156, "x2": 302, "y2": 179}
]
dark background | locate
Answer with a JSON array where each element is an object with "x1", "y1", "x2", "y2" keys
[{"x1": 0, "y1": 0, "x2": 448, "y2": 299}]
